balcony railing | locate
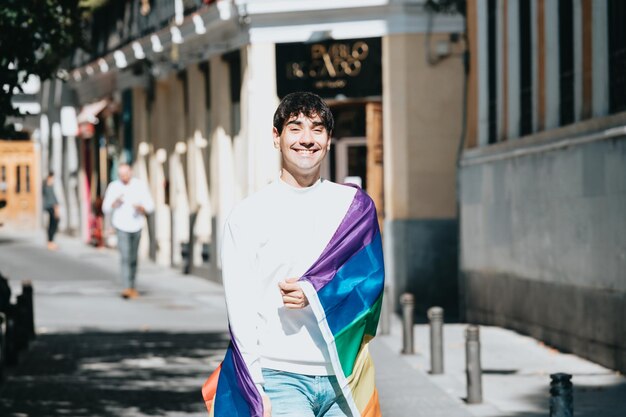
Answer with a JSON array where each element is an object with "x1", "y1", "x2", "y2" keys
[{"x1": 77, "y1": 0, "x2": 217, "y2": 66}]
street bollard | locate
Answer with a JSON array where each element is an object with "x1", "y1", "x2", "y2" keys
[
  {"x1": 379, "y1": 286, "x2": 390, "y2": 335},
  {"x1": 428, "y1": 306, "x2": 444, "y2": 374},
  {"x1": 549, "y1": 373, "x2": 573, "y2": 417},
  {"x1": 0, "y1": 312, "x2": 5, "y2": 378},
  {"x1": 21, "y1": 280, "x2": 35, "y2": 340},
  {"x1": 465, "y1": 325, "x2": 483, "y2": 404},
  {"x1": 5, "y1": 304, "x2": 18, "y2": 365},
  {"x1": 400, "y1": 293, "x2": 415, "y2": 354}
]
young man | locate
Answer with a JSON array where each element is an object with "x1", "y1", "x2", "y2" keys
[
  {"x1": 210, "y1": 92, "x2": 384, "y2": 417},
  {"x1": 42, "y1": 173, "x2": 60, "y2": 250},
  {"x1": 102, "y1": 163, "x2": 154, "y2": 299}
]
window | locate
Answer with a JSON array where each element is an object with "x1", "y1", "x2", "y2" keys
[
  {"x1": 487, "y1": 0, "x2": 498, "y2": 144},
  {"x1": 0, "y1": 165, "x2": 6, "y2": 194},
  {"x1": 608, "y1": 0, "x2": 626, "y2": 113},
  {"x1": 25, "y1": 165, "x2": 31, "y2": 193},
  {"x1": 519, "y1": 0, "x2": 533, "y2": 136},
  {"x1": 559, "y1": 0, "x2": 575, "y2": 125},
  {"x1": 16, "y1": 165, "x2": 21, "y2": 194}
]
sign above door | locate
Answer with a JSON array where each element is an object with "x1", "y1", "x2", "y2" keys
[{"x1": 276, "y1": 37, "x2": 382, "y2": 99}]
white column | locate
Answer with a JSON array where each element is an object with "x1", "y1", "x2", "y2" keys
[
  {"x1": 544, "y1": 0, "x2": 560, "y2": 129},
  {"x1": 169, "y1": 142, "x2": 190, "y2": 266},
  {"x1": 592, "y1": 0, "x2": 609, "y2": 117},
  {"x1": 209, "y1": 55, "x2": 235, "y2": 273},
  {"x1": 65, "y1": 135, "x2": 80, "y2": 233},
  {"x1": 133, "y1": 143, "x2": 151, "y2": 260},
  {"x1": 151, "y1": 149, "x2": 171, "y2": 266},
  {"x1": 477, "y1": 0, "x2": 490, "y2": 146},
  {"x1": 191, "y1": 131, "x2": 212, "y2": 266},
  {"x1": 507, "y1": 0, "x2": 521, "y2": 139},
  {"x1": 51, "y1": 122, "x2": 68, "y2": 231},
  {"x1": 241, "y1": 43, "x2": 281, "y2": 192}
]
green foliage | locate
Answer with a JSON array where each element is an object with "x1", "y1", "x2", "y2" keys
[{"x1": 0, "y1": 0, "x2": 86, "y2": 136}]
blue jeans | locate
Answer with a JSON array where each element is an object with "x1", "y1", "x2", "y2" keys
[
  {"x1": 116, "y1": 229, "x2": 141, "y2": 289},
  {"x1": 261, "y1": 368, "x2": 351, "y2": 417}
]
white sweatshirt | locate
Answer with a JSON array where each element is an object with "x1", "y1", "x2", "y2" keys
[
  {"x1": 221, "y1": 177, "x2": 357, "y2": 389},
  {"x1": 102, "y1": 178, "x2": 155, "y2": 233}
]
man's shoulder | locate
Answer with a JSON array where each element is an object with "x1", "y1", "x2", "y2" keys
[
  {"x1": 321, "y1": 179, "x2": 360, "y2": 199},
  {"x1": 227, "y1": 182, "x2": 277, "y2": 224}
]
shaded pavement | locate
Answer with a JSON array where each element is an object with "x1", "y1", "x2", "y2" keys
[{"x1": 0, "y1": 229, "x2": 624, "y2": 416}]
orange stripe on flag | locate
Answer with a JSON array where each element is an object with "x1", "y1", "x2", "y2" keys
[
  {"x1": 361, "y1": 388, "x2": 382, "y2": 417},
  {"x1": 202, "y1": 364, "x2": 222, "y2": 414}
]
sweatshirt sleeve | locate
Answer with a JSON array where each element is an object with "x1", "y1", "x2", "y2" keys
[
  {"x1": 221, "y1": 213, "x2": 265, "y2": 391},
  {"x1": 101, "y1": 183, "x2": 116, "y2": 214}
]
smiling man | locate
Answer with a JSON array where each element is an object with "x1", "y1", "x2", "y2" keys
[{"x1": 205, "y1": 92, "x2": 385, "y2": 417}]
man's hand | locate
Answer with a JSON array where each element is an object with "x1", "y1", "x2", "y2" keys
[
  {"x1": 133, "y1": 204, "x2": 145, "y2": 215},
  {"x1": 112, "y1": 196, "x2": 124, "y2": 208},
  {"x1": 279, "y1": 277, "x2": 309, "y2": 309},
  {"x1": 262, "y1": 394, "x2": 272, "y2": 417}
]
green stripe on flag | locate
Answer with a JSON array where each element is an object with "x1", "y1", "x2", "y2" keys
[{"x1": 333, "y1": 293, "x2": 384, "y2": 377}]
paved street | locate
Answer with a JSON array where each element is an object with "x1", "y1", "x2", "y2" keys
[{"x1": 0, "y1": 230, "x2": 624, "y2": 416}]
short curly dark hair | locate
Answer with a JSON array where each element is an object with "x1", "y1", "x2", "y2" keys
[{"x1": 273, "y1": 92, "x2": 334, "y2": 136}]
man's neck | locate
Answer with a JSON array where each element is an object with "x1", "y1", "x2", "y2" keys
[{"x1": 280, "y1": 169, "x2": 320, "y2": 188}]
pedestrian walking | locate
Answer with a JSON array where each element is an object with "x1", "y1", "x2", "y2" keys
[
  {"x1": 102, "y1": 163, "x2": 154, "y2": 299},
  {"x1": 203, "y1": 92, "x2": 385, "y2": 417},
  {"x1": 42, "y1": 172, "x2": 60, "y2": 250}
]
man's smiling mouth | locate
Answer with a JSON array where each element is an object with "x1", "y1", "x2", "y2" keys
[{"x1": 293, "y1": 149, "x2": 318, "y2": 155}]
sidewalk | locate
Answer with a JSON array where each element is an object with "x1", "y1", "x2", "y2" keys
[
  {"x1": 375, "y1": 317, "x2": 626, "y2": 417},
  {"x1": 1, "y1": 230, "x2": 625, "y2": 416}
]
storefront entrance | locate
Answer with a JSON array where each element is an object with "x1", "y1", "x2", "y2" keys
[
  {"x1": 324, "y1": 101, "x2": 384, "y2": 228},
  {"x1": 0, "y1": 140, "x2": 40, "y2": 229}
]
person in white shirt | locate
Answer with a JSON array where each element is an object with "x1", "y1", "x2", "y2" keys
[
  {"x1": 102, "y1": 163, "x2": 154, "y2": 299},
  {"x1": 222, "y1": 92, "x2": 354, "y2": 417}
]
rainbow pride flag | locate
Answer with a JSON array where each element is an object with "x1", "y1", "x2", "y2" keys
[{"x1": 202, "y1": 188, "x2": 384, "y2": 416}]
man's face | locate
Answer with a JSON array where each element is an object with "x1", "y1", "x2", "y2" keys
[
  {"x1": 118, "y1": 165, "x2": 132, "y2": 184},
  {"x1": 273, "y1": 113, "x2": 331, "y2": 178}
]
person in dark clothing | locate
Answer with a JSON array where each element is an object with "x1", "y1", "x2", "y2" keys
[{"x1": 42, "y1": 173, "x2": 60, "y2": 250}]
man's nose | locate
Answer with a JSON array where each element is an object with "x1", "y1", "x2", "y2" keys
[{"x1": 299, "y1": 128, "x2": 315, "y2": 145}]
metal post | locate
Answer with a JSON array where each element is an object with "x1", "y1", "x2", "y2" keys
[
  {"x1": 379, "y1": 286, "x2": 390, "y2": 335},
  {"x1": 465, "y1": 325, "x2": 483, "y2": 404},
  {"x1": 400, "y1": 293, "x2": 415, "y2": 354},
  {"x1": 428, "y1": 306, "x2": 444, "y2": 374},
  {"x1": 0, "y1": 312, "x2": 5, "y2": 377},
  {"x1": 21, "y1": 280, "x2": 35, "y2": 340},
  {"x1": 550, "y1": 373, "x2": 573, "y2": 417}
]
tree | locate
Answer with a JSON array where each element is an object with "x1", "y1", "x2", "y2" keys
[{"x1": 0, "y1": 0, "x2": 86, "y2": 137}]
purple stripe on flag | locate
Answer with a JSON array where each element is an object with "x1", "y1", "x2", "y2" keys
[
  {"x1": 229, "y1": 327, "x2": 263, "y2": 417},
  {"x1": 302, "y1": 188, "x2": 379, "y2": 292}
]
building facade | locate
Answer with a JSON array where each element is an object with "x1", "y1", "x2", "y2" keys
[
  {"x1": 39, "y1": 0, "x2": 465, "y2": 316},
  {"x1": 463, "y1": 0, "x2": 626, "y2": 372}
]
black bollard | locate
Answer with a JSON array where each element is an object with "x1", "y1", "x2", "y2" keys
[
  {"x1": 15, "y1": 293, "x2": 29, "y2": 351},
  {"x1": 400, "y1": 293, "x2": 415, "y2": 354},
  {"x1": 21, "y1": 281, "x2": 35, "y2": 340},
  {"x1": 465, "y1": 325, "x2": 483, "y2": 404},
  {"x1": 550, "y1": 373, "x2": 573, "y2": 417},
  {"x1": 428, "y1": 306, "x2": 444, "y2": 374},
  {"x1": 4, "y1": 304, "x2": 18, "y2": 365},
  {"x1": 0, "y1": 312, "x2": 5, "y2": 378}
]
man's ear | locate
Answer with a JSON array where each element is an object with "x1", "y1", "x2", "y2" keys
[
  {"x1": 272, "y1": 127, "x2": 280, "y2": 149},
  {"x1": 327, "y1": 136, "x2": 332, "y2": 150}
]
